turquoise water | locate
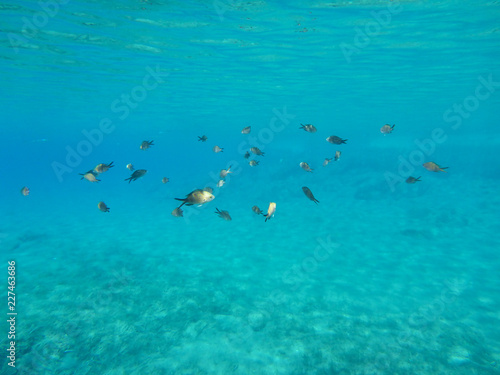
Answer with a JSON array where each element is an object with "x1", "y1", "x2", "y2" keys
[{"x1": 2, "y1": 1, "x2": 500, "y2": 374}]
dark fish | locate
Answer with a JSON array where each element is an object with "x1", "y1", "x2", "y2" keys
[
  {"x1": 241, "y1": 126, "x2": 251, "y2": 134},
  {"x1": 198, "y1": 135, "x2": 208, "y2": 142},
  {"x1": 20, "y1": 186, "x2": 30, "y2": 196},
  {"x1": 162, "y1": 177, "x2": 169, "y2": 184},
  {"x1": 250, "y1": 147, "x2": 265, "y2": 156},
  {"x1": 252, "y1": 206, "x2": 263, "y2": 215},
  {"x1": 299, "y1": 162, "x2": 313, "y2": 172},
  {"x1": 299, "y1": 124, "x2": 317, "y2": 133},
  {"x1": 98, "y1": 201, "x2": 110, "y2": 212},
  {"x1": 140, "y1": 140, "x2": 154, "y2": 150},
  {"x1": 406, "y1": 176, "x2": 421, "y2": 184},
  {"x1": 302, "y1": 186, "x2": 319, "y2": 204},
  {"x1": 215, "y1": 208, "x2": 232, "y2": 221},
  {"x1": 243, "y1": 151, "x2": 250, "y2": 159},
  {"x1": 326, "y1": 136, "x2": 347, "y2": 145},
  {"x1": 125, "y1": 169, "x2": 147, "y2": 183}
]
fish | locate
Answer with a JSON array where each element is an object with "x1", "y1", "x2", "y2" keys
[
  {"x1": 406, "y1": 176, "x2": 421, "y2": 184},
  {"x1": 217, "y1": 180, "x2": 225, "y2": 187},
  {"x1": 220, "y1": 165, "x2": 232, "y2": 179},
  {"x1": 249, "y1": 160, "x2": 259, "y2": 167},
  {"x1": 93, "y1": 162, "x2": 114, "y2": 174},
  {"x1": 97, "y1": 201, "x2": 110, "y2": 212},
  {"x1": 250, "y1": 147, "x2": 265, "y2": 156},
  {"x1": 126, "y1": 163, "x2": 134, "y2": 171},
  {"x1": 299, "y1": 123, "x2": 317, "y2": 133},
  {"x1": 299, "y1": 162, "x2": 313, "y2": 172},
  {"x1": 334, "y1": 150, "x2": 341, "y2": 161},
  {"x1": 323, "y1": 158, "x2": 332, "y2": 167},
  {"x1": 198, "y1": 135, "x2": 208, "y2": 142},
  {"x1": 252, "y1": 206, "x2": 263, "y2": 215},
  {"x1": 162, "y1": 177, "x2": 169, "y2": 184},
  {"x1": 215, "y1": 208, "x2": 232, "y2": 221},
  {"x1": 80, "y1": 171, "x2": 100, "y2": 182},
  {"x1": 243, "y1": 151, "x2": 250, "y2": 159},
  {"x1": 140, "y1": 140, "x2": 154, "y2": 150},
  {"x1": 241, "y1": 126, "x2": 251, "y2": 134},
  {"x1": 380, "y1": 124, "x2": 395, "y2": 134},
  {"x1": 213, "y1": 145, "x2": 224, "y2": 153},
  {"x1": 326, "y1": 136, "x2": 347, "y2": 145},
  {"x1": 124, "y1": 169, "x2": 147, "y2": 183},
  {"x1": 20, "y1": 186, "x2": 30, "y2": 196},
  {"x1": 174, "y1": 188, "x2": 215, "y2": 208},
  {"x1": 423, "y1": 162, "x2": 448, "y2": 172},
  {"x1": 302, "y1": 186, "x2": 319, "y2": 204},
  {"x1": 171, "y1": 207, "x2": 183, "y2": 217},
  {"x1": 264, "y1": 202, "x2": 276, "y2": 222}
]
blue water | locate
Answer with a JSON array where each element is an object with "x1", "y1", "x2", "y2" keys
[{"x1": 2, "y1": 1, "x2": 500, "y2": 374}]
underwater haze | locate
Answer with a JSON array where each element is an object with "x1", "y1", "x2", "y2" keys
[{"x1": 1, "y1": 0, "x2": 500, "y2": 374}]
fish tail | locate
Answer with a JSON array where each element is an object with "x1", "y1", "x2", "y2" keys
[{"x1": 174, "y1": 198, "x2": 186, "y2": 208}]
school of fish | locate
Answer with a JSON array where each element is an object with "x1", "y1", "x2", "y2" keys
[{"x1": 22, "y1": 126, "x2": 447, "y2": 220}]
